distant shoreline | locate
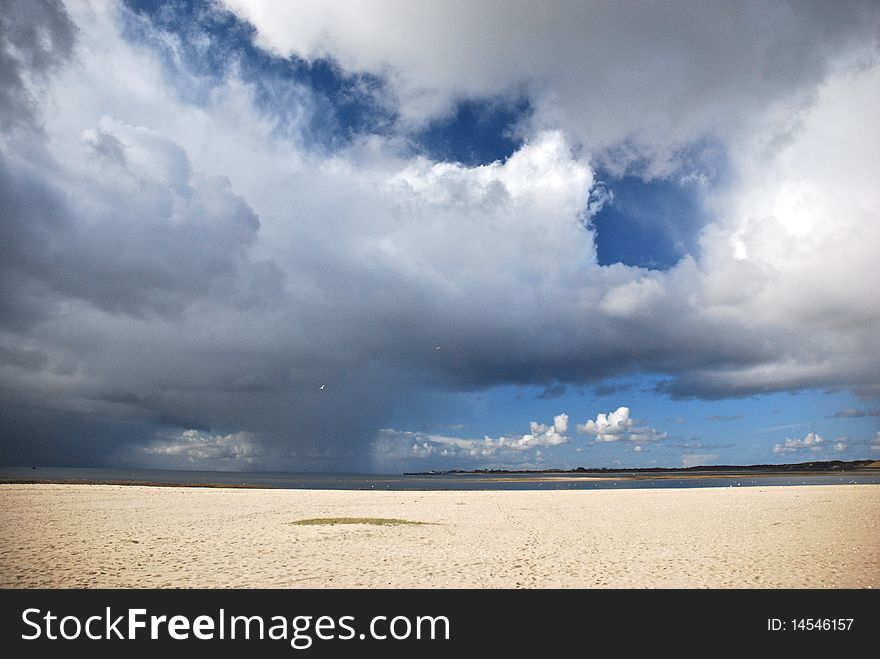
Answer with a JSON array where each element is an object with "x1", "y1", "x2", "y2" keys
[
  {"x1": 404, "y1": 458, "x2": 880, "y2": 476},
  {"x1": 0, "y1": 459, "x2": 877, "y2": 491}
]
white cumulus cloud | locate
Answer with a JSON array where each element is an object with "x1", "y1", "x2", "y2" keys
[
  {"x1": 576, "y1": 407, "x2": 667, "y2": 443},
  {"x1": 772, "y1": 432, "x2": 824, "y2": 454},
  {"x1": 576, "y1": 406, "x2": 633, "y2": 441},
  {"x1": 378, "y1": 412, "x2": 572, "y2": 463}
]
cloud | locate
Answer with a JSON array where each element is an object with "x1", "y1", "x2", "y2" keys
[
  {"x1": 21, "y1": 116, "x2": 263, "y2": 319},
  {"x1": 706, "y1": 414, "x2": 743, "y2": 422},
  {"x1": 0, "y1": 0, "x2": 76, "y2": 131},
  {"x1": 772, "y1": 432, "x2": 824, "y2": 454},
  {"x1": 0, "y1": 345, "x2": 48, "y2": 370},
  {"x1": 831, "y1": 408, "x2": 880, "y2": 418},
  {"x1": 143, "y1": 429, "x2": 258, "y2": 466},
  {"x1": 388, "y1": 407, "x2": 666, "y2": 463},
  {"x1": 591, "y1": 381, "x2": 634, "y2": 397},
  {"x1": 685, "y1": 60, "x2": 880, "y2": 398},
  {"x1": 1, "y1": 1, "x2": 879, "y2": 472},
  {"x1": 628, "y1": 427, "x2": 669, "y2": 443},
  {"x1": 682, "y1": 453, "x2": 719, "y2": 468},
  {"x1": 515, "y1": 414, "x2": 570, "y2": 449},
  {"x1": 576, "y1": 407, "x2": 633, "y2": 440},
  {"x1": 598, "y1": 277, "x2": 666, "y2": 318},
  {"x1": 222, "y1": 0, "x2": 880, "y2": 175},
  {"x1": 833, "y1": 408, "x2": 866, "y2": 418},
  {"x1": 536, "y1": 382, "x2": 567, "y2": 400},
  {"x1": 575, "y1": 407, "x2": 666, "y2": 443},
  {"x1": 376, "y1": 413, "x2": 571, "y2": 464},
  {"x1": 834, "y1": 441, "x2": 848, "y2": 453}
]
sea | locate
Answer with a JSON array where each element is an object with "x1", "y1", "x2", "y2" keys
[{"x1": 1, "y1": 466, "x2": 879, "y2": 490}]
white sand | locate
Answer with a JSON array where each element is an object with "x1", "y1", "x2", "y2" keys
[{"x1": 1, "y1": 483, "x2": 877, "y2": 588}]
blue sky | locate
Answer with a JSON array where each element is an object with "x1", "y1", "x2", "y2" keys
[
  {"x1": 382, "y1": 379, "x2": 880, "y2": 470},
  {"x1": 1, "y1": 0, "x2": 879, "y2": 472}
]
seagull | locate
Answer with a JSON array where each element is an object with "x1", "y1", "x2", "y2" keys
[
  {"x1": 319, "y1": 384, "x2": 325, "y2": 390},
  {"x1": 435, "y1": 345, "x2": 441, "y2": 350}
]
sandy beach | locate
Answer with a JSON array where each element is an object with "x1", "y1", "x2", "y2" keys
[{"x1": 1, "y1": 483, "x2": 877, "y2": 588}]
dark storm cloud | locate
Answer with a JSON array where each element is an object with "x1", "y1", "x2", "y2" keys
[
  {"x1": 536, "y1": 383, "x2": 568, "y2": 400},
  {"x1": 0, "y1": 0, "x2": 75, "y2": 130},
  {"x1": 0, "y1": 405, "x2": 160, "y2": 468},
  {"x1": 0, "y1": 123, "x2": 275, "y2": 324},
  {"x1": 0, "y1": 345, "x2": 48, "y2": 370}
]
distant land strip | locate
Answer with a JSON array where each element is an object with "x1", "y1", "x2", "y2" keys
[
  {"x1": 404, "y1": 459, "x2": 880, "y2": 476},
  {"x1": 0, "y1": 459, "x2": 877, "y2": 490}
]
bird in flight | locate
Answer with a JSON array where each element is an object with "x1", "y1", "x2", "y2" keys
[
  {"x1": 435, "y1": 345, "x2": 441, "y2": 350},
  {"x1": 319, "y1": 384, "x2": 325, "y2": 390}
]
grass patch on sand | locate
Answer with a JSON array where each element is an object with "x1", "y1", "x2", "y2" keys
[{"x1": 290, "y1": 517, "x2": 425, "y2": 527}]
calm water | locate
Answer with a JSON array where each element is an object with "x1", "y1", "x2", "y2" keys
[{"x1": 1, "y1": 466, "x2": 879, "y2": 490}]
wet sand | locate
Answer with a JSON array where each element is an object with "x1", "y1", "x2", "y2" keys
[{"x1": 1, "y1": 483, "x2": 877, "y2": 588}]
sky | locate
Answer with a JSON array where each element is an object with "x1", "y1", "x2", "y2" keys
[{"x1": 1, "y1": 0, "x2": 880, "y2": 473}]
